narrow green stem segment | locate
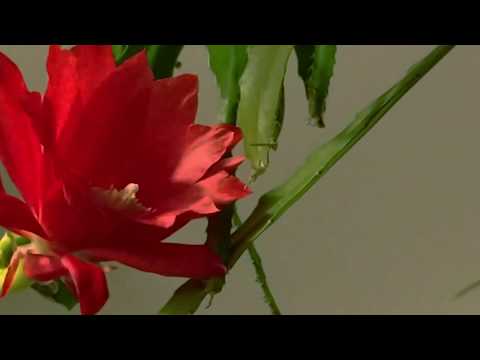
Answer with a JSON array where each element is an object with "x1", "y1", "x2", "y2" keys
[
  {"x1": 233, "y1": 211, "x2": 282, "y2": 315},
  {"x1": 247, "y1": 245, "x2": 282, "y2": 315},
  {"x1": 454, "y1": 279, "x2": 480, "y2": 300},
  {"x1": 227, "y1": 45, "x2": 455, "y2": 269}
]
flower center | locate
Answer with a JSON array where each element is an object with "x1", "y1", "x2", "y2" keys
[{"x1": 91, "y1": 183, "x2": 150, "y2": 214}]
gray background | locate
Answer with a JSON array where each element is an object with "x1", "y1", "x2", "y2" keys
[{"x1": 0, "y1": 45, "x2": 479, "y2": 315}]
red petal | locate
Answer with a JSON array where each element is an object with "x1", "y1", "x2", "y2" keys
[
  {"x1": 138, "y1": 183, "x2": 218, "y2": 228},
  {"x1": 198, "y1": 171, "x2": 252, "y2": 205},
  {"x1": 38, "y1": 179, "x2": 118, "y2": 253},
  {"x1": 148, "y1": 74, "x2": 198, "y2": 127},
  {"x1": 133, "y1": 124, "x2": 245, "y2": 227},
  {"x1": 43, "y1": 45, "x2": 116, "y2": 147},
  {"x1": 0, "y1": 193, "x2": 46, "y2": 238},
  {"x1": 23, "y1": 253, "x2": 68, "y2": 282},
  {"x1": 126, "y1": 75, "x2": 199, "y2": 194},
  {"x1": 203, "y1": 156, "x2": 246, "y2": 177},
  {"x1": 86, "y1": 243, "x2": 226, "y2": 280},
  {"x1": 56, "y1": 51, "x2": 154, "y2": 188},
  {"x1": 70, "y1": 45, "x2": 117, "y2": 102},
  {"x1": 171, "y1": 124, "x2": 242, "y2": 184},
  {"x1": 0, "y1": 52, "x2": 45, "y2": 209},
  {"x1": 60, "y1": 255, "x2": 109, "y2": 315}
]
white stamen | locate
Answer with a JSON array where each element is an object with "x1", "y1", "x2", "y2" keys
[{"x1": 92, "y1": 183, "x2": 150, "y2": 214}]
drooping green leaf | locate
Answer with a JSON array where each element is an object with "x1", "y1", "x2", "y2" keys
[
  {"x1": 295, "y1": 45, "x2": 337, "y2": 127},
  {"x1": 207, "y1": 45, "x2": 248, "y2": 124},
  {"x1": 112, "y1": 45, "x2": 183, "y2": 79},
  {"x1": 228, "y1": 45, "x2": 455, "y2": 267},
  {"x1": 31, "y1": 280, "x2": 78, "y2": 311},
  {"x1": 237, "y1": 45, "x2": 294, "y2": 179}
]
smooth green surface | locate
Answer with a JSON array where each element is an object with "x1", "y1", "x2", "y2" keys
[
  {"x1": 207, "y1": 45, "x2": 248, "y2": 124},
  {"x1": 237, "y1": 45, "x2": 294, "y2": 179}
]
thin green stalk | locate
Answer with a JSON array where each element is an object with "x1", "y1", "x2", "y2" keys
[
  {"x1": 247, "y1": 245, "x2": 282, "y2": 315},
  {"x1": 233, "y1": 211, "x2": 282, "y2": 315},
  {"x1": 454, "y1": 279, "x2": 480, "y2": 300},
  {"x1": 228, "y1": 45, "x2": 455, "y2": 269}
]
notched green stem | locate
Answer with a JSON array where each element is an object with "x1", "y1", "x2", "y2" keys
[
  {"x1": 233, "y1": 211, "x2": 282, "y2": 315},
  {"x1": 247, "y1": 245, "x2": 282, "y2": 315}
]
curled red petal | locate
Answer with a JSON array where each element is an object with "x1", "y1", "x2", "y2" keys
[
  {"x1": 202, "y1": 156, "x2": 246, "y2": 177},
  {"x1": 0, "y1": 193, "x2": 46, "y2": 238},
  {"x1": 171, "y1": 124, "x2": 242, "y2": 184},
  {"x1": 198, "y1": 171, "x2": 252, "y2": 205},
  {"x1": 86, "y1": 243, "x2": 226, "y2": 280},
  {"x1": 133, "y1": 124, "x2": 246, "y2": 228},
  {"x1": 24, "y1": 252, "x2": 109, "y2": 315},
  {"x1": 60, "y1": 255, "x2": 109, "y2": 315},
  {"x1": 23, "y1": 253, "x2": 68, "y2": 282}
]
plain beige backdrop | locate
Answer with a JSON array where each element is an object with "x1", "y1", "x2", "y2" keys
[{"x1": 0, "y1": 45, "x2": 479, "y2": 315}]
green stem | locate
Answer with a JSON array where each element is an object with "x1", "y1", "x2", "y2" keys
[
  {"x1": 227, "y1": 45, "x2": 455, "y2": 269},
  {"x1": 233, "y1": 211, "x2": 282, "y2": 315},
  {"x1": 247, "y1": 245, "x2": 282, "y2": 315}
]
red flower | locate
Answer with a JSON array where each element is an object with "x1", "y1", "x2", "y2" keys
[{"x1": 0, "y1": 45, "x2": 250, "y2": 314}]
